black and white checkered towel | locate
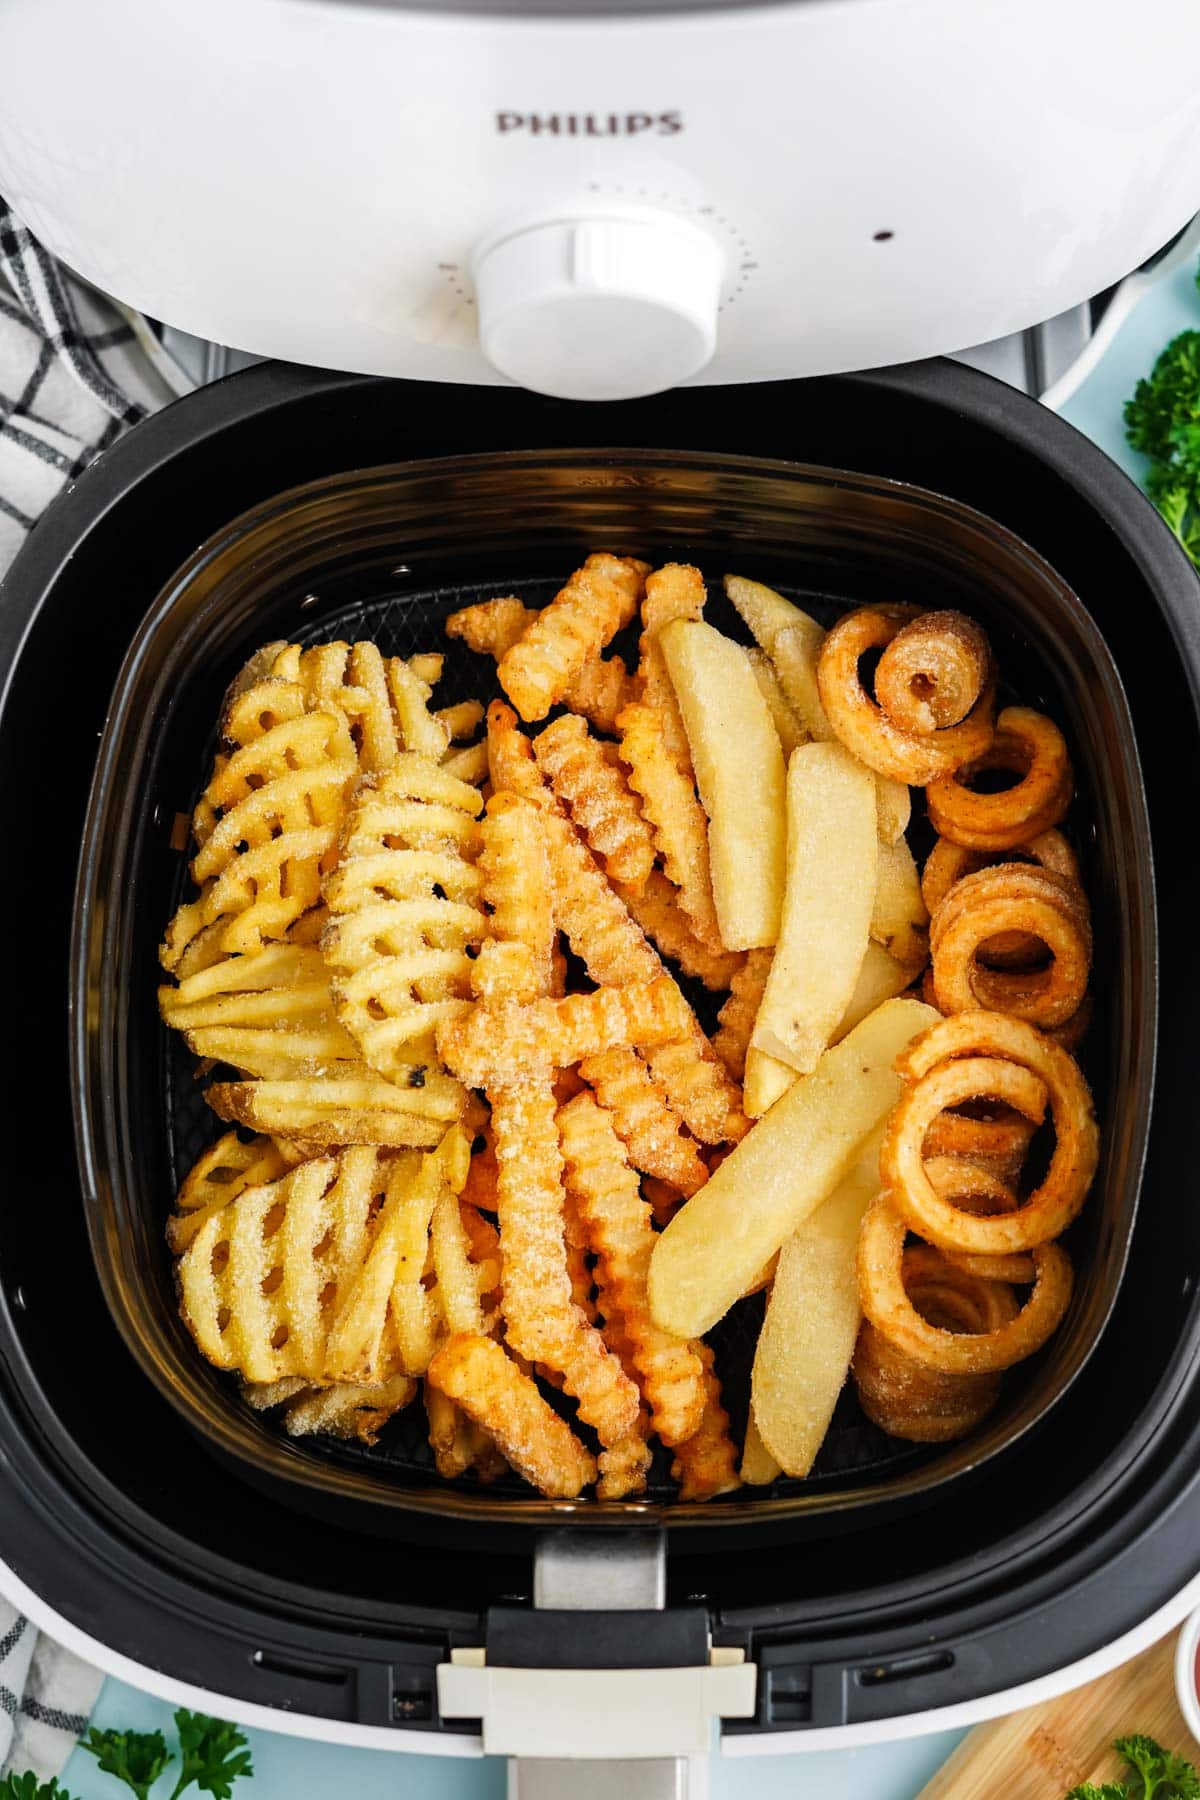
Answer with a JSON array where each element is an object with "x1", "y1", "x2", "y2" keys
[
  {"x1": 0, "y1": 199, "x2": 177, "y2": 578},
  {"x1": 0, "y1": 200, "x2": 177, "y2": 1777}
]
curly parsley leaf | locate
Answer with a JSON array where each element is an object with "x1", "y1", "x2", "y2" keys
[
  {"x1": 81, "y1": 1728, "x2": 173, "y2": 1800},
  {"x1": 0, "y1": 1778, "x2": 81, "y2": 1800},
  {"x1": 169, "y1": 1711, "x2": 253, "y2": 1800},
  {"x1": 1124, "y1": 326, "x2": 1200, "y2": 571},
  {"x1": 1113, "y1": 1732, "x2": 1200, "y2": 1798}
]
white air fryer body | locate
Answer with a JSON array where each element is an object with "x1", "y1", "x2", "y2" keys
[{"x1": 1, "y1": 0, "x2": 1199, "y2": 399}]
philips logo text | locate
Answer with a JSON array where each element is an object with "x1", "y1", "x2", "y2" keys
[{"x1": 496, "y1": 112, "x2": 683, "y2": 137}]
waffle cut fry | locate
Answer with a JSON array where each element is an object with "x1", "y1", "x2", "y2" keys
[
  {"x1": 267, "y1": 641, "x2": 405, "y2": 771},
  {"x1": 447, "y1": 598, "x2": 636, "y2": 733},
  {"x1": 168, "y1": 1130, "x2": 291, "y2": 1254},
  {"x1": 243, "y1": 1373, "x2": 417, "y2": 1445},
  {"x1": 534, "y1": 714, "x2": 657, "y2": 894},
  {"x1": 176, "y1": 1146, "x2": 400, "y2": 1386},
  {"x1": 497, "y1": 554, "x2": 649, "y2": 723},
  {"x1": 159, "y1": 940, "x2": 361, "y2": 1081},
  {"x1": 559, "y1": 1093, "x2": 706, "y2": 1447},
  {"x1": 162, "y1": 678, "x2": 358, "y2": 972},
  {"x1": 322, "y1": 753, "x2": 486, "y2": 1087}
]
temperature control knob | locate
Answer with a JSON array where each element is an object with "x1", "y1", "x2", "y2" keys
[{"x1": 472, "y1": 211, "x2": 724, "y2": 402}]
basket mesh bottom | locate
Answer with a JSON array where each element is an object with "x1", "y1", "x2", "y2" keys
[{"x1": 162, "y1": 573, "x2": 934, "y2": 1500}]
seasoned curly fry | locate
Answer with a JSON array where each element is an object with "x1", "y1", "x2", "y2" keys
[
  {"x1": 671, "y1": 1342, "x2": 742, "y2": 1500},
  {"x1": 542, "y1": 808, "x2": 745, "y2": 1143},
  {"x1": 559, "y1": 1094, "x2": 706, "y2": 1447},
  {"x1": 449, "y1": 599, "x2": 635, "y2": 731},
  {"x1": 578, "y1": 1046, "x2": 707, "y2": 1196},
  {"x1": 427, "y1": 1333, "x2": 597, "y2": 1498},
  {"x1": 617, "y1": 700, "x2": 723, "y2": 949},
  {"x1": 476, "y1": 791, "x2": 556, "y2": 1003},
  {"x1": 712, "y1": 948, "x2": 773, "y2": 1082},
  {"x1": 490, "y1": 1081, "x2": 640, "y2": 1448},
  {"x1": 438, "y1": 978, "x2": 692, "y2": 1093},
  {"x1": 534, "y1": 713, "x2": 657, "y2": 894},
  {"x1": 498, "y1": 554, "x2": 648, "y2": 723},
  {"x1": 614, "y1": 870, "x2": 743, "y2": 990}
]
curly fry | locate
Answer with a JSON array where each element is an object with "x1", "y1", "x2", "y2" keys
[
  {"x1": 498, "y1": 555, "x2": 648, "y2": 723},
  {"x1": 535, "y1": 713, "x2": 657, "y2": 894},
  {"x1": 615, "y1": 871, "x2": 743, "y2": 990},
  {"x1": 543, "y1": 811, "x2": 746, "y2": 1144},
  {"x1": 617, "y1": 700, "x2": 722, "y2": 948},
  {"x1": 490, "y1": 1081, "x2": 640, "y2": 1448},
  {"x1": 711, "y1": 948, "x2": 773, "y2": 1081},
  {"x1": 578, "y1": 1046, "x2": 707, "y2": 1196},
  {"x1": 427, "y1": 1333, "x2": 596, "y2": 1498},
  {"x1": 438, "y1": 978, "x2": 693, "y2": 1090},
  {"x1": 670, "y1": 1342, "x2": 742, "y2": 1500},
  {"x1": 559, "y1": 1093, "x2": 706, "y2": 1446}
]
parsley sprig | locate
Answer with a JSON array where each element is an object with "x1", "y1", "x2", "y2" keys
[
  {"x1": 1066, "y1": 1731, "x2": 1200, "y2": 1799},
  {"x1": 0, "y1": 1778, "x2": 79, "y2": 1800},
  {"x1": 1124, "y1": 263, "x2": 1200, "y2": 572},
  {"x1": 80, "y1": 1710, "x2": 252, "y2": 1800}
]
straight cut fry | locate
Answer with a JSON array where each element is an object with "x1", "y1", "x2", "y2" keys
[
  {"x1": 648, "y1": 997, "x2": 939, "y2": 1339},
  {"x1": 750, "y1": 741, "x2": 878, "y2": 1079},
  {"x1": 751, "y1": 1126, "x2": 885, "y2": 1475},
  {"x1": 660, "y1": 619, "x2": 787, "y2": 951}
]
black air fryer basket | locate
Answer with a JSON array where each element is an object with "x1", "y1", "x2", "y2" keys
[{"x1": 2, "y1": 361, "x2": 1200, "y2": 1740}]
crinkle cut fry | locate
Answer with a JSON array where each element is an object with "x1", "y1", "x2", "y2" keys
[
  {"x1": 542, "y1": 805, "x2": 746, "y2": 1144},
  {"x1": 615, "y1": 870, "x2": 743, "y2": 991},
  {"x1": 671, "y1": 1341, "x2": 742, "y2": 1500},
  {"x1": 437, "y1": 978, "x2": 693, "y2": 1091},
  {"x1": 637, "y1": 563, "x2": 708, "y2": 774},
  {"x1": 534, "y1": 713, "x2": 657, "y2": 894},
  {"x1": 616, "y1": 698, "x2": 724, "y2": 951},
  {"x1": 578, "y1": 1045, "x2": 708, "y2": 1196},
  {"x1": 497, "y1": 553, "x2": 649, "y2": 723},
  {"x1": 476, "y1": 790, "x2": 556, "y2": 1003},
  {"x1": 427, "y1": 1333, "x2": 597, "y2": 1498},
  {"x1": 449, "y1": 600, "x2": 635, "y2": 732},
  {"x1": 712, "y1": 948, "x2": 773, "y2": 1081},
  {"x1": 559, "y1": 1092, "x2": 706, "y2": 1447},
  {"x1": 490, "y1": 1080, "x2": 640, "y2": 1449}
]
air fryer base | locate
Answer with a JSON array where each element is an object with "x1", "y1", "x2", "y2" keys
[
  {"x1": 4, "y1": 358, "x2": 1200, "y2": 1747},
  {"x1": 2, "y1": 1551, "x2": 1197, "y2": 1758}
]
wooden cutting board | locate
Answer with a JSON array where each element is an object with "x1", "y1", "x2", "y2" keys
[{"x1": 919, "y1": 1629, "x2": 1198, "y2": 1797}]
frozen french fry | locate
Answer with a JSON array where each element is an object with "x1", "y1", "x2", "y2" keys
[
  {"x1": 647, "y1": 997, "x2": 939, "y2": 1339},
  {"x1": 751, "y1": 1126, "x2": 885, "y2": 1476},
  {"x1": 750, "y1": 741, "x2": 878, "y2": 1079},
  {"x1": 659, "y1": 618, "x2": 787, "y2": 951}
]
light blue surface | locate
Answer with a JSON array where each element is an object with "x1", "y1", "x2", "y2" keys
[
  {"x1": 51, "y1": 255, "x2": 1200, "y2": 1800},
  {"x1": 60, "y1": 1680, "x2": 966, "y2": 1800}
]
